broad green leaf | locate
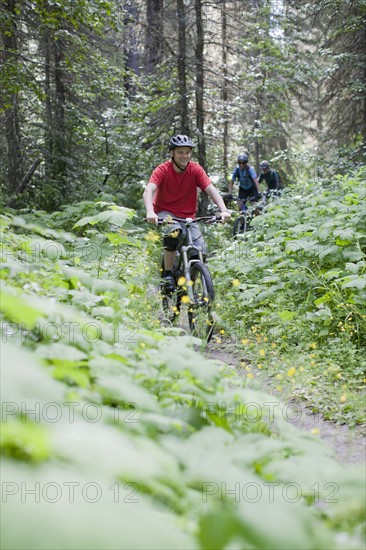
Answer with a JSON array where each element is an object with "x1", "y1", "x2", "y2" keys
[
  {"x1": 1, "y1": 463, "x2": 195, "y2": 550},
  {"x1": 37, "y1": 343, "x2": 88, "y2": 362},
  {"x1": 0, "y1": 343, "x2": 65, "y2": 405},
  {"x1": 339, "y1": 275, "x2": 366, "y2": 290},
  {"x1": 105, "y1": 232, "x2": 141, "y2": 248},
  {"x1": 199, "y1": 497, "x2": 333, "y2": 550},
  {"x1": 0, "y1": 289, "x2": 45, "y2": 329},
  {"x1": 277, "y1": 310, "x2": 297, "y2": 321},
  {"x1": 73, "y1": 207, "x2": 133, "y2": 229},
  {"x1": 96, "y1": 374, "x2": 159, "y2": 412},
  {"x1": 20, "y1": 238, "x2": 67, "y2": 260},
  {"x1": 52, "y1": 364, "x2": 91, "y2": 388},
  {"x1": 1, "y1": 419, "x2": 51, "y2": 462}
]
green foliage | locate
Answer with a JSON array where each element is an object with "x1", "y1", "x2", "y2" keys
[
  {"x1": 1, "y1": 199, "x2": 365, "y2": 549},
  {"x1": 210, "y1": 168, "x2": 366, "y2": 426}
]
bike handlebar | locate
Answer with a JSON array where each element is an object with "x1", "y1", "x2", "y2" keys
[
  {"x1": 146, "y1": 215, "x2": 223, "y2": 225},
  {"x1": 158, "y1": 215, "x2": 221, "y2": 225},
  {"x1": 227, "y1": 194, "x2": 262, "y2": 203}
]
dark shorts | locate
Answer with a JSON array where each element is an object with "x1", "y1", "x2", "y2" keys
[
  {"x1": 239, "y1": 186, "x2": 257, "y2": 201},
  {"x1": 157, "y1": 211, "x2": 207, "y2": 256}
]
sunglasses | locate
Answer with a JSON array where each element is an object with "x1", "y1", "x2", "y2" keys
[{"x1": 238, "y1": 162, "x2": 247, "y2": 164}]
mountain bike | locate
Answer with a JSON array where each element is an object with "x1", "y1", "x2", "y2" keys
[
  {"x1": 261, "y1": 188, "x2": 281, "y2": 206},
  {"x1": 156, "y1": 215, "x2": 221, "y2": 342},
  {"x1": 231, "y1": 195, "x2": 263, "y2": 238}
]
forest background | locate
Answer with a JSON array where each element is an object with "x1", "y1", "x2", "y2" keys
[{"x1": 1, "y1": 0, "x2": 365, "y2": 210}]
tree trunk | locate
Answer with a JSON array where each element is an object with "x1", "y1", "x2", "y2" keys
[
  {"x1": 221, "y1": 0, "x2": 229, "y2": 180},
  {"x1": 43, "y1": 27, "x2": 54, "y2": 179},
  {"x1": 176, "y1": 0, "x2": 189, "y2": 133},
  {"x1": 17, "y1": 159, "x2": 42, "y2": 194},
  {"x1": 53, "y1": 37, "x2": 68, "y2": 189},
  {"x1": 124, "y1": 0, "x2": 140, "y2": 94},
  {"x1": 195, "y1": 0, "x2": 208, "y2": 216},
  {"x1": 194, "y1": 0, "x2": 206, "y2": 170},
  {"x1": 145, "y1": 0, "x2": 163, "y2": 72},
  {"x1": 2, "y1": 0, "x2": 23, "y2": 193}
]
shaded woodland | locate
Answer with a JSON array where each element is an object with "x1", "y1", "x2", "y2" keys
[{"x1": 1, "y1": 0, "x2": 365, "y2": 210}]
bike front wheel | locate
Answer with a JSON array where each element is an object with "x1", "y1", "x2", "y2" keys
[
  {"x1": 233, "y1": 214, "x2": 247, "y2": 237},
  {"x1": 160, "y1": 257, "x2": 183, "y2": 325},
  {"x1": 187, "y1": 262, "x2": 215, "y2": 342},
  {"x1": 161, "y1": 287, "x2": 182, "y2": 325}
]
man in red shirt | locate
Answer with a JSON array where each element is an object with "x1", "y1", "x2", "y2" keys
[{"x1": 143, "y1": 134, "x2": 231, "y2": 291}]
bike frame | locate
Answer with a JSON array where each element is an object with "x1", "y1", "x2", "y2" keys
[
  {"x1": 176, "y1": 222, "x2": 203, "y2": 297},
  {"x1": 158, "y1": 215, "x2": 220, "y2": 301}
]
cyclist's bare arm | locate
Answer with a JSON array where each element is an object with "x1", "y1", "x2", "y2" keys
[
  {"x1": 143, "y1": 182, "x2": 159, "y2": 224},
  {"x1": 275, "y1": 174, "x2": 281, "y2": 190},
  {"x1": 205, "y1": 184, "x2": 231, "y2": 222},
  {"x1": 253, "y1": 177, "x2": 261, "y2": 195}
]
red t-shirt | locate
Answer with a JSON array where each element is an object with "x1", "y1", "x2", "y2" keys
[{"x1": 149, "y1": 160, "x2": 211, "y2": 218}]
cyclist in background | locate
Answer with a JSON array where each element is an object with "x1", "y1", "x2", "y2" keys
[
  {"x1": 143, "y1": 134, "x2": 231, "y2": 292},
  {"x1": 259, "y1": 160, "x2": 281, "y2": 192},
  {"x1": 228, "y1": 154, "x2": 261, "y2": 212}
]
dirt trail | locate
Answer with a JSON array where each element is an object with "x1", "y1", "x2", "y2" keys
[
  {"x1": 205, "y1": 343, "x2": 366, "y2": 465},
  {"x1": 157, "y1": 297, "x2": 365, "y2": 465}
]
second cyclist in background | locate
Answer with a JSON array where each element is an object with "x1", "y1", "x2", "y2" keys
[
  {"x1": 228, "y1": 154, "x2": 261, "y2": 212},
  {"x1": 259, "y1": 160, "x2": 281, "y2": 195}
]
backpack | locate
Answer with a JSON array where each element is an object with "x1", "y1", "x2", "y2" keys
[
  {"x1": 264, "y1": 169, "x2": 282, "y2": 190},
  {"x1": 234, "y1": 166, "x2": 254, "y2": 190},
  {"x1": 274, "y1": 170, "x2": 283, "y2": 189}
]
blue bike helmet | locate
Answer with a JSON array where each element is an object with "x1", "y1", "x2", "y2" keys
[
  {"x1": 168, "y1": 135, "x2": 194, "y2": 150},
  {"x1": 237, "y1": 154, "x2": 248, "y2": 163}
]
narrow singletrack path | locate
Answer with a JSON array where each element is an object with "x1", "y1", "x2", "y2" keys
[{"x1": 205, "y1": 342, "x2": 366, "y2": 465}]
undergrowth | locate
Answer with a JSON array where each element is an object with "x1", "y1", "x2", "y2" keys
[
  {"x1": 0, "y1": 187, "x2": 365, "y2": 549},
  {"x1": 209, "y1": 168, "x2": 366, "y2": 428}
]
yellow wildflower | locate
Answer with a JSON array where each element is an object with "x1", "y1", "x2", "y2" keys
[
  {"x1": 287, "y1": 367, "x2": 296, "y2": 377},
  {"x1": 340, "y1": 394, "x2": 347, "y2": 403},
  {"x1": 177, "y1": 276, "x2": 186, "y2": 286},
  {"x1": 181, "y1": 295, "x2": 190, "y2": 304},
  {"x1": 144, "y1": 230, "x2": 160, "y2": 243}
]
